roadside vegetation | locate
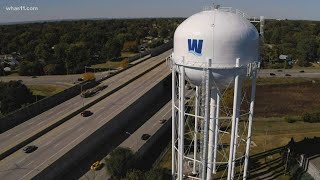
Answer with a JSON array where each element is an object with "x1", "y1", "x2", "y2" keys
[
  {"x1": 27, "y1": 84, "x2": 65, "y2": 97},
  {"x1": 0, "y1": 81, "x2": 33, "y2": 115},
  {"x1": 0, "y1": 18, "x2": 182, "y2": 76},
  {"x1": 262, "y1": 19, "x2": 320, "y2": 68},
  {"x1": 0, "y1": 81, "x2": 66, "y2": 116},
  {"x1": 105, "y1": 147, "x2": 169, "y2": 180}
]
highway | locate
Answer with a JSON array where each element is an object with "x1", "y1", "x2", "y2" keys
[
  {"x1": 0, "y1": 50, "x2": 171, "y2": 159},
  {"x1": 81, "y1": 100, "x2": 173, "y2": 180},
  {"x1": 0, "y1": 54, "x2": 171, "y2": 179},
  {"x1": 80, "y1": 92, "x2": 193, "y2": 180},
  {"x1": 0, "y1": 56, "x2": 150, "y2": 87},
  {"x1": 258, "y1": 69, "x2": 320, "y2": 78}
]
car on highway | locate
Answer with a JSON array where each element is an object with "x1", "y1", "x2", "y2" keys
[
  {"x1": 270, "y1": 73, "x2": 276, "y2": 76},
  {"x1": 159, "y1": 119, "x2": 167, "y2": 124},
  {"x1": 141, "y1": 134, "x2": 151, "y2": 140},
  {"x1": 285, "y1": 74, "x2": 291, "y2": 76},
  {"x1": 81, "y1": 110, "x2": 93, "y2": 117},
  {"x1": 299, "y1": 70, "x2": 305, "y2": 73},
  {"x1": 23, "y1": 145, "x2": 38, "y2": 153},
  {"x1": 78, "y1": 78, "x2": 84, "y2": 81},
  {"x1": 31, "y1": 76, "x2": 37, "y2": 78},
  {"x1": 90, "y1": 161, "x2": 104, "y2": 171},
  {"x1": 277, "y1": 69, "x2": 283, "y2": 72}
]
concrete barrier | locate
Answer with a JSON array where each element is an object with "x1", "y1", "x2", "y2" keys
[{"x1": 33, "y1": 74, "x2": 171, "y2": 180}]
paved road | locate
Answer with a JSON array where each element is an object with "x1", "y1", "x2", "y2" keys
[
  {"x1": 0, "y1": 50, "x2": 172, "y2": 160},
  {"x1": 80, "y1": 91, "x2": 193, "y2": 180},
  {"x1": 0, "y1": 55, "x2": 150, "y2": 87},
  {"x1": 258, "y1": 69, "x2": 320, "y2": 78},
  {"x1": 81, "y1": 100, "x2": 173, "y2": 180},
  {"x1": 0, "y1": 57, "x2": 171, "y2": 179}
]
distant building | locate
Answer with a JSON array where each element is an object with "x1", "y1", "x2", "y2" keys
[
  {"x1": 0, "y1": 54, "x2": 20, "y2": 66},
  {"x1": 3, "y1": 67, "x2": 11, "y2": 72},
  {"x1": 278, "y1": 54, "x2": 293, "y2": 65},
  {"x1": 0, "y1": 54, "x2": 13, "y2": 61}
]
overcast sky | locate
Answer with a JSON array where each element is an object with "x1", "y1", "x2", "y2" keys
[{"x1": 0, "y1": 0, "x2": 320, "y2": 23}]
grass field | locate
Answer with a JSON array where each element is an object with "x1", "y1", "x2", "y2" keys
[
  {"x1": 91, "y1": 52, "x2": 137, "y2": 69},
  {"x1": 158, "y1": 77, "x2": 320, "y2": 179},
  {"x1": 91, "y1": 61, "x2": 124, "y2": 69},
  {"x1": 292, "y1": 62, "x2": 320, "y2": 69},
  {"x1": 27, "y1": 85, "x2": 66, "y2": 97}
]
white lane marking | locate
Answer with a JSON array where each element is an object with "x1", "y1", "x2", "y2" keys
[
  {"x1": 18, "y1": 129, "x2": 90, "y2": 180},
  {"x1": 28, "y1": 121, "x2": 34, "y2": 125},
  {"x1": 38, "y1": 121, "x2": 45, "y2": 125},
  {"x1": 56, "y1": 111, "x2": 63, "y2": 115},
  {"x1": 54, "y1": 143, "x2": 60, "y2": 148},
  {"x1": 43, "y1": 140, "x2": 53, "y2": 146},
  {"x1": 25, "y1": 161, "x2": 34, "y2": 167},
  {"x1": 17, "y1": 157, "x2": 26, "y2": 164},
  {"x1": 97, "y1": 114, "x2": 104, "y2": 120},
  {"x1": 77, "y1": 127, "x2": 84, "y2": 132},
  {"x1": 4, "y1": 133, "x2": 11, "y2": 137}
]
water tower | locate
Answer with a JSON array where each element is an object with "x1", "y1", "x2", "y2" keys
[{"x1": 169, "y1": 6, "x2": 264, "y2": 180}]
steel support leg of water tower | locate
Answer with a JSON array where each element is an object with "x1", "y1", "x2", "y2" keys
[
  {"x1": 172, "y1": 65, "x2": 176, "y2": 179},
  {"x1": 193, "y1": 86, "x2": 200, "y2": 174},
  {"x1": 207, "y1": 88, "x2": 217, "y2": 180},
  {"x1": 213, "y1": 92, "x2": 220, "y2": 174},
  {"x1": 243, "y1": 69, "x2": 257, "y2": 179},
  {"x1": 231, "y1": 79, "x2": 242, "y2": 178},
  {"x1": 228, "y1": 58, "x2": 242, "y2": 180},
  {"x1": 201, "y1": 60, "x2": 211, "y2": 180},
  {"x1": 178, "y1": 65, "x2": 185, "y2": 180}
]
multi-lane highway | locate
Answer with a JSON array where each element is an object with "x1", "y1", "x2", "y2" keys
[
  {"x1": 0, "y1": 50, "x2": 171, "y2": 160},
  {"x1": 81, "y1": 100, "x2": 173, "y2": 180},
  {"x1": 81, "y1": 91, "x2": 193, "y2": 180},
  {"x1": 0, "y1": 52, "x2": 171, "y2": 179}
]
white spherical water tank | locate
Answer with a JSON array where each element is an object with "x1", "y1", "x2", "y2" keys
[{"x1": 173, "y1": 9, "x2": 259, "y2": 89}]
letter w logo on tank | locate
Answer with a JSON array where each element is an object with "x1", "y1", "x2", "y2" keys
[{"x1": 188, "y1": 39, "x2": 203, "y2": 56}]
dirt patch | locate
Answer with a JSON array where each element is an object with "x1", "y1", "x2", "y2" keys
[{"x1": 253, "y1": 81, "x2": 320, "y2": 117}]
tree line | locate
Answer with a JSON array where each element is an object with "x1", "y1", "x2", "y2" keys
[
  {"x1": 262, "y1": 19, "x2": 320, "y2": 67},
  {"x1": 0, "y1": 18, "x2": 182, "y2": 75}
]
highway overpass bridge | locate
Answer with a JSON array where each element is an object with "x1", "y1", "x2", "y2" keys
[{"x1": 0, "y1": 50, "x2": 172, "y2": 180}]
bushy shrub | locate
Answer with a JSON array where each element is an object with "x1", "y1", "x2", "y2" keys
[
  {"x1": 284, "y1": 116, "x2": 301, "y2": 123},
  {"x1": 302, "y1": 112, "x2": 320, "y2": 123}
]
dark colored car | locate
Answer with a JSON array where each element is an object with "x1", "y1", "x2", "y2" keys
[
  {"x1": 277, "y1": 69, "x2": 283, "y2": 72},
  {"x1": 285, "y1": 74, "x2": 291, "y2": 76},
  {"x1": 299, "y1": 70, "x2": 305, "y2": 73},
  {"x1": 141, "y1": 134, "x2": 151, "y2": 140},
  {"x1": 81, "y1": 110, "x2": 93, "y2": 117},
  {"x1": 23, "y1": 145, "x2": 38, "y2": 153},
  {"x1": 31, "y1": 76, "x2": 37, "y2": 78},
  {"x1": 78, "y1": 78, "x2": 84, "y2": 81},
  {"x1": 270, "y1": 73, "x2": 276, "y2": 76}
]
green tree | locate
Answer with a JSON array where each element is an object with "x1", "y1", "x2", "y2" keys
[
  {"x1": 123, "y1": 169, "x2": 144, "y2": 180},
  {"x1": 105, "y1": 147, "x2": 134, "y2": 178},
  {"x1": 102, "y1": 38, "x2": 122, "y2": 59},
  {"x1": 145, "y1": 168, "x2": 167, "y2": 180},
  {"x1": 35, "y1": 43, "x2": 50, "y2": 60},
  {"x1": 66, "y1": 42, "x2": 90, "y2": 73},
  {"x1": 0, "y1": 81, "x2": 33, "y2": 114},
  {"x1": 43, "y1": 64, "x2": 65, "y2": 75},
  {"x1": 19, "y1": 61, "x2": 44, "y2": 76}
]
